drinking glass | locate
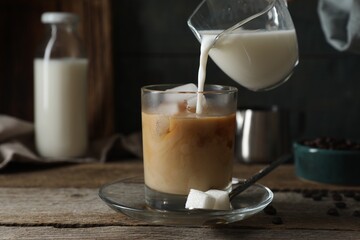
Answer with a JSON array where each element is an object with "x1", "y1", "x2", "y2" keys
[
  {"x1": 188, "y1": 0, "x2": 299, "y2": 91},
  {"x1": 141, "y1": 84, "x2": 237, "y2": 210}
]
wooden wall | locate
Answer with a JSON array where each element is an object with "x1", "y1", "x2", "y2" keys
[{"x1": 0, "y1": 0, "x2": 114, "y2": 139}]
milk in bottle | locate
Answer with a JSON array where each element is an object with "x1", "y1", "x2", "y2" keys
[{"x1": 34, "y1": 12, "x2": 88, "y2": 158}]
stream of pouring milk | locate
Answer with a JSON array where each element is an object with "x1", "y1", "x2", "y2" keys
[{"x1": 196, "y1": 36, "x2": 215, "y2": 114}]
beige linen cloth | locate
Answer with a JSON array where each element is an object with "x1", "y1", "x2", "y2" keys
[{"x1": 0, "y1": 115, "x2": 143, "y2": 169}]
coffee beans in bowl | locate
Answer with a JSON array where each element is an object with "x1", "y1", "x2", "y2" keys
[
  {"x1": 294, "y1": 137, "x2": 360, "y2": 185},
  {"x1": 300, "y1": 137, "x2": 360, "y2": 151}
]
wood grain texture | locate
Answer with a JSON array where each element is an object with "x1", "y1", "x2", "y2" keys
[
  {"x1": 0, "y1": 188, "x2": 359, "y2": 230},
  {"x1": 0, "y1": 160, "x2": 142, "y2": 188},
  {"x1": 0, "y1": 162, "x2": 359, "y2": 239},
  {"x1": 0, "y1": 188, "x2": 126, "y2": 226},
  {"x1": 0, "y1": 227, "x2": 359, "y2": 240},
  {"x1": 59, "y1": 0, "x2": 115, "y2": 139},
  {"x1": 0, "y1": 161, "x2": 359, "y2": 192}
]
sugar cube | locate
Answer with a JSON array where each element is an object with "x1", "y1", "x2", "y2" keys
[
  {"x1": 185, "y1": 189, "x2": 215, "y2": 210},
  {"x1": 205, "y1": 189, "x2": 231, "y2": 210}
]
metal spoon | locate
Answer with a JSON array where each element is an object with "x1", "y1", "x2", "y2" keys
[{"x1": 229, "y1": 154, "x2": 292, "y2": 201}]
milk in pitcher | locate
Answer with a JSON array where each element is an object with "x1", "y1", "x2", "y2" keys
[{"x1": 199, "y1": 29, "x2": 298, "y2": 91}]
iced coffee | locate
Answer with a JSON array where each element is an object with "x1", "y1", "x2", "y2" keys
[{"x1": 141, "y1": 84, "x2": 237, "y2": 210}]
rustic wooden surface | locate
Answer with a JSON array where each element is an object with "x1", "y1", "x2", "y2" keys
[{"x1": 0, "y1": 160, "x2": 359, "y2": 239}]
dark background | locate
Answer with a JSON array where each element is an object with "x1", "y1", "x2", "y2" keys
[
  {"x1": 113, "y1": 0, "x2": 360, "y2": 142},
  {"x1": 1, "y1": 0, "x2": 360, "y2": 142}
]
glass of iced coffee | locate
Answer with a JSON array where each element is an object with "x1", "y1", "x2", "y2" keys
[{"x1": 141, "y1": 84, "x2": 237, "y2": 210}]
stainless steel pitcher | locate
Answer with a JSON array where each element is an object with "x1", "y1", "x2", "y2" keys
[{"x1": 236, "y1": 106, "x2": 291, "y2": 163}]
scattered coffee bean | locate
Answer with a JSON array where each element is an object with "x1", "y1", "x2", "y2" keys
[
  {"x1": 344, "y1": 191, "x2": 355, "y2": 198},
  {"x1": 312, "y1": 193, "x2": 322, "y2": 201},
  {"x1": 334, "y1": 202, "x2": 347, "y2": 209},
  {"x1": 327, "y1": 208, "x2": 339, "y2": 216},
  {"x1": 281, "y1": 188, "x2": 291, "y2": 192},
  {"x1": 320, "y1": 189, "x2": 329, "y2": 197},
  {"x1": 319, "y1": 189, "x2": 329, "y2": 197},
  {"x1": 354, "y1": 194, "x2": 360, "y2": 201},
  {"x1": 353, "y1": 210, "x2": 360, "y2": 217},
  {"x1": 303, "y1": 192, "x2": 312, "y2": 198},
  {"x1": 272, "y1": 216, "x2": 283, "y2": 225},
  {"x1": 264, "y1": 205, "x2": 277, "y2": 215},
  {"x1": 303, "y1": 190, "x2": 312, "y2": 198},
  {"x1": 332, "y1": 193, "x2": 343, "y2": 201},
  {"x1": 293, "y1": 188, "x2": 302, "y2": 193}
]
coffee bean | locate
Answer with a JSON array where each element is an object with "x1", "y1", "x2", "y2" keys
[
  {"x1": 312, "y1": 193, "x2": 322, "y2": 201},
  {"x1": 354, "y1": 194, "x2": 360, "y2": 201},
  {"x1": 320, "y1": 189, "x2": 329, "y2": 197},
  {"x1": 281, "y1": 188, "x2": 291, "y2": 192},
  {"x1": 311, "y1": 189, "x2": 320, "y2": 194},
  {"x1": 293, "y1": 188, "x2": 302, "y2": 193},
  {"x1": 301, "y1": 137, "x2": 360, "y2": 150},
  {"x1": 264, "y1": 205, "x2": 277, "y2": 215},
  {"x1": 303, "y1": 192, "x2": 312, "y2": 198},
  {"x1": 303, "y1": 190, "x2": 312, "y2": 198},
  {"x1": 334, "y1": 202, "x2": 347, "y2": 209},
  {"x1": 327, "y1": 208, "x2": 339, "y2": 216},
  {"x1": 332, "y1": 193, "x2": 343, "y2": 201},
  {"x1": 272, "y1": 216, "x2": 283, "y2": 225},
  {"x1": 353, "y1": 210, "x2": 360, "y2": 217},
  {"x1": 344, "y1": 191, "x2": 355, "y2": 198}
]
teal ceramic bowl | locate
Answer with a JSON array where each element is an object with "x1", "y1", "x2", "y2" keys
[{"x1": 294, "y1": 141, "x2": 360, "y2": 185}]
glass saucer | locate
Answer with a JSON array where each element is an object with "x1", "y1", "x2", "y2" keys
[{"x1": 98, "y1": 176, "x2": 273, "y2": 226}]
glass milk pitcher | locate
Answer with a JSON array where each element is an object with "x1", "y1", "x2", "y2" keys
[{"x1": 188, "y1": 0, "x2": 299, "y2": 91}]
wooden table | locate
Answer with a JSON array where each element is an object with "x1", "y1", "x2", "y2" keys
[{"x1": 0, "y1": 159, "x2": 359, "y2": 239}]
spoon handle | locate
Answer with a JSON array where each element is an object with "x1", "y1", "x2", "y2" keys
[{"x1": 229, "y1": 154, "x2": 292, "y2": 200}]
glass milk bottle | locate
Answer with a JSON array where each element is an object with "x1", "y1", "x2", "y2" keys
[{"x1": 34, "y1": 12, "x2": 88, "y2": 158}]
